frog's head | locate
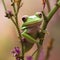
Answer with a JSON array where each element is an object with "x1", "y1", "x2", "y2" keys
[{"x1": 22, "y1": 12, "x2": 42, "y2": 28}]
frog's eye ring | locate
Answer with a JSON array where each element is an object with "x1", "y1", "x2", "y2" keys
[
  {"x1": 22, "y1": 15, "x2": 28, "y2": 22},
  {"x1": 35, "y1": 12, "x2": 42, "y2": 18}
]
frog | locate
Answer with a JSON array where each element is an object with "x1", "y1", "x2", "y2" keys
[{"x1": 21, "y1": 12, "x2": 43, "y2": 52}]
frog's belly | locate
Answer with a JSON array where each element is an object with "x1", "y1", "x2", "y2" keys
[{"x1": 27, "y1": 27, "x2": 39, "y2": 38}]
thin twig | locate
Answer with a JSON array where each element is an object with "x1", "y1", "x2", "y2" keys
[
  {"x1": 46, "y1": 0, "x2": 51, "y2": 12},
  {"x1": 2, "y1": 0, "x2": 7, "y2": 11},
  {"x1": 32, "y1": 49, "x2": 38, "y2": 56}
]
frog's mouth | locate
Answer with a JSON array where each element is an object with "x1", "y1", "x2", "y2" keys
[{"x1": 26, "y1": 21, "x2": 42, "y2": 28}]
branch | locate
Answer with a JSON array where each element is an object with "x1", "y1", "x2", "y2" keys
[{"x1": 42, "y1": 0, "x2": 60, "y2": 30}]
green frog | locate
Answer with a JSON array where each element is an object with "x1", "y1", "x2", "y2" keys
[{"x1": 21, "y1": 12, "x2": 43, "y2": 52}]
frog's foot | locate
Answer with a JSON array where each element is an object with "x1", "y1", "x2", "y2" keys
[
  {"x1": 43, "y1": 30, "x2": 49, "y2": 34},
  {"x1": 40, "y1": 29, "x2": 49, "y2": 34}
]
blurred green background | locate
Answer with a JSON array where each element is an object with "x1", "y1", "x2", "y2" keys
[{"x1": 0, "y1": 0, "x2": 60, "y2": 60}]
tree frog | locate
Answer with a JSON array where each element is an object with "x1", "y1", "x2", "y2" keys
[{"x1": 21, "y1": 12, "x2": 43, "y2": 52}]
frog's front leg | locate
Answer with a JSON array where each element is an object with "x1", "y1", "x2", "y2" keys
[{"x1": 21, "y1": 29, "x2": 39, "y2": 44}]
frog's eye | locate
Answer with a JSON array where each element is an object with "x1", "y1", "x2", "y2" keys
[
  {"x1": 35, "y1": 12, "x2": 42, "y2": 18},
  {"x1": 22, "y1": 15, "x2": 28, "y2": 22}
]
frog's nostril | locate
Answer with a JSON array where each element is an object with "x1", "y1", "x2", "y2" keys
[
  {"x1": 35, "y1": 12, "x2": 42, "y2": 18},
  {"x1": 22, "y1": 15, "x2": 28, "y2": 22}
]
